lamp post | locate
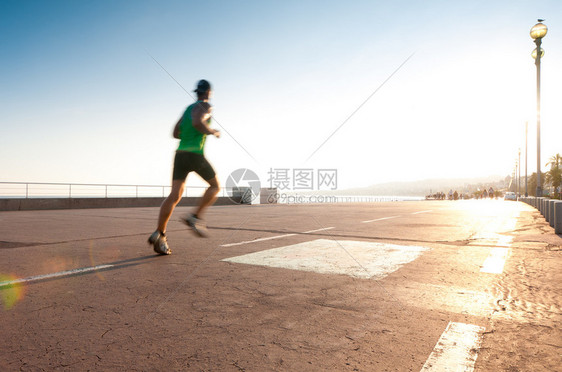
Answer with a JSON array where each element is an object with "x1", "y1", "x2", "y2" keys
[
  {"x1": 525, "y1": 121, "x2": 529, "y2": 197},
  {"x1": 515, "y1": 160, "x2": 518, "y2": 194},
  {"x1": 530, "y1": 20, "x2": 547, "y2": 197},
  {"x1": 518, "y1": 148, "x2": 521, "y2": 198}
]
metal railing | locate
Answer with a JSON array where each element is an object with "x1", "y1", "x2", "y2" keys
[
  {"x1": 0, "y1": 182, "x2": 425, "y2": 204},
  {"x1": 0, "y1": 182, "x2": 221, "y2": 199}
]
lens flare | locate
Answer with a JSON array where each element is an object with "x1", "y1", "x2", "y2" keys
[{"x1": 0, "y1": 274, "x2": 26, "y2": 310}]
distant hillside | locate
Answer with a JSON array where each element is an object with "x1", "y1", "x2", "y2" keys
[{"x1": 340, "y1": 175, "x2": 509, "y2": 197}]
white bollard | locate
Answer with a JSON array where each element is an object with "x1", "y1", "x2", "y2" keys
[
  {"x1": 550, "y1": 200, "x2": 556, "y2": 227},
  {"x1": 545, "y1": 200, "x2": 551, "y2": 222},
  {"x1": 555, "y1": 201, "x2": 562, "y2": 234},
  {"x1": 535, "y1": 198, "x2": 541, "y2": 212}
]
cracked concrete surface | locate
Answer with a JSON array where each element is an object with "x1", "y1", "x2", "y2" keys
[{"x1": 0, "y1": 200, "x2": 560, "y2": 371}]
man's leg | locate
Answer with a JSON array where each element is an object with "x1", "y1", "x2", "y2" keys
[
  {"x1": 194, "y1": 176, "x2": 220, "y2": 219},
  {"x1": 157, "y1": 179, "x2": 186, "y2": 233}
]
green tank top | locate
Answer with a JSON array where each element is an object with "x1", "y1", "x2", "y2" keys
[{"x1": 177, "y1": 101, "x2": 210, "y2": 154}]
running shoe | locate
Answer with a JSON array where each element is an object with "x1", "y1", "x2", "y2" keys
[
  {"x1": 182, "y1": 214, "x2": 208, "y2": 237},
  {"x1": 148, "y1": 230, "x2": 172, "y2": 255}
]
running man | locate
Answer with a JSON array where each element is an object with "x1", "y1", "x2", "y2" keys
[{"x1": 148, "y1": 79, "x2": 221, "y2": 255}]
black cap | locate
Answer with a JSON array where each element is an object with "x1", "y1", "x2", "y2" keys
[{"x1": 193, "y1": 79, "x2": 211, "y2": 93}]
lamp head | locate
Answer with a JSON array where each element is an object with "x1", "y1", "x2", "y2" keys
[
  {"x1": 532, "y1": 47, "x2": 545, "y2": 59},
  {"x1": 530, "y1": 21, "x2": 547, "y2": 40}
]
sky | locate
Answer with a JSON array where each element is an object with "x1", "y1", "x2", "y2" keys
[{"x1": 1, "y1": 0, "x2": 561, "y2": 192}]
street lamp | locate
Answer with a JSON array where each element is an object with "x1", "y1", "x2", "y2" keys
[
  {"x1": 531, "y1": 19, "x2": 547, "y2": 197},
  {"x1": 518, "y1": 148, "x2": 521, "y2": 198},
  {"x1": 525, "y1": 121, "x2": 529, "y2": 197},
  {"x1": 514, "y1": 160, "x2": 518, "y2": 193}
]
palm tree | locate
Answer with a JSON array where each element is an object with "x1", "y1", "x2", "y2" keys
[
  {"x1": 545, "y1": 153, "x2": 562, "y2": 199},
  {"x1": 546, "y1": 153, "x2": 562, "y2": 169},
  {"x1": 545, "y1": 167, "x2": 562, "y2": 198}
]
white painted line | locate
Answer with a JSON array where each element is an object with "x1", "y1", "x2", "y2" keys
[
  {"x1": 222, "y1": 239, "x2": 429, "y2": 279},
  {"x1": 221, "y1": 227, "x2": 335, "y2": 247},
  {"x1": 302, "y1": 227, "x2": 334, "y2": 233},
  {"x1": 480, "y1": 247, "x2": 510, "y2": 274},
  {"x1": 421, "y1": 321, "x2": 485, "y2": 372},
  {"x1": 361, "y1": 216, "x2": 400, "y2": 223},
  {"x1": 221, "y1": 233, "x2": 297, "y2": 247},
  {"x1": 0, "y1": 265, "x2": 114, "y2": 286},
  {"x1": 412, "y1": 210, "x2": 433, "y2": 215}
]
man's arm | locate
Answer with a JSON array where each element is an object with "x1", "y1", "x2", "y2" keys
[{"x1": 191, "y1": 102, "x2": 220, "y2": 138}]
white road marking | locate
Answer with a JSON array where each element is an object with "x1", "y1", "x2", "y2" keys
[
  {"x1": 0, "y1": 265, "x2": 114, "y2": 286},
  {"x1": 302, "y1": 227, "x2": 335, "y2": 233},
  {"x1": 421, "y1": 321, "x2": 485, "y2": 372},
  {"x1": 222, "y1": 239, "x2": 429, "y2": 279},
  {"x1": 480, "y1": 247, "x2": 510, "y2": 274},
  {"x1": 361, "y1": 216, "x2": 400, "y2": 223},
  {"x1": 412, "y1": 210, "x2": 433, "y2": 215},
  {"x1": 221, "y1": 227, "x2": 335, "y2": 247},
  {"x1": 221, "y1": 233, "x2": 297, "y2": 247}
]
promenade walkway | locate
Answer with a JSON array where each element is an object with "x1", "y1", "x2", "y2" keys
[{"x1": 1, "y1": 200, "x2": 561, "y2": 371}]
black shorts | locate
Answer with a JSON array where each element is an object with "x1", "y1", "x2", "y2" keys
[{"x1": 172, "y1": 151, "x2": 216, "y2": 181}]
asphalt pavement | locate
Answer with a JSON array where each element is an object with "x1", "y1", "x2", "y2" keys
[{"x1": 1, "y1": 200, "x2": 561, "y2": 371}]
